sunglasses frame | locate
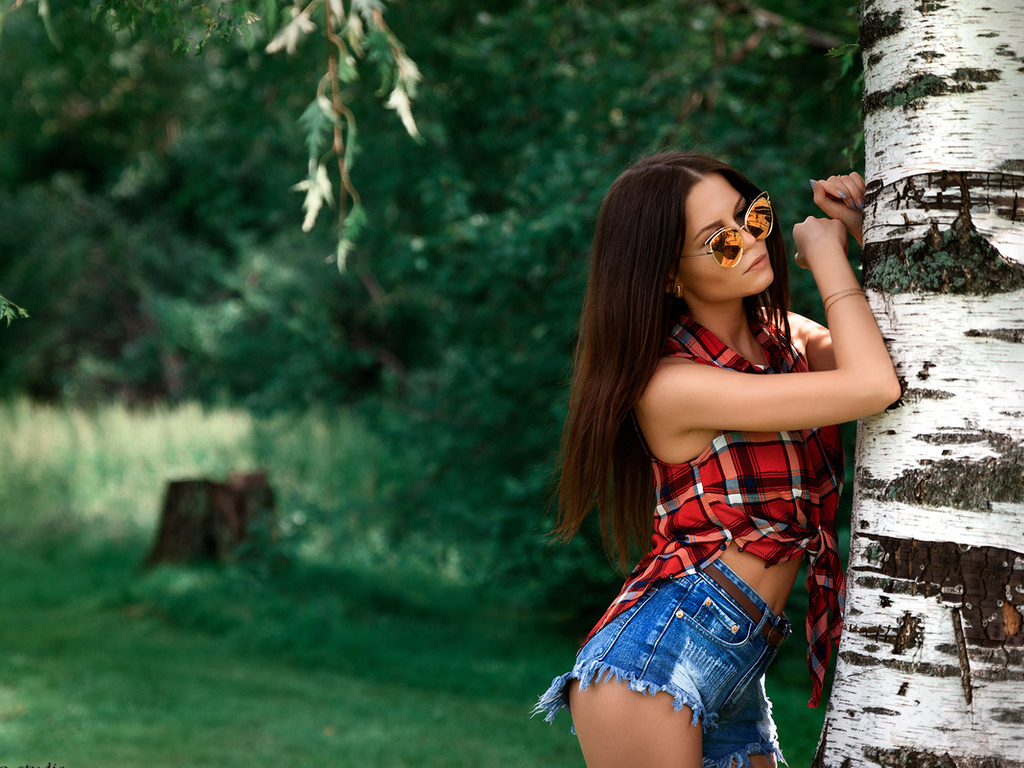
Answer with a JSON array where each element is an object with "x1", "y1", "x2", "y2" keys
[{"x1": 678, "y1": 191, "x2": 774, "y2": 269}]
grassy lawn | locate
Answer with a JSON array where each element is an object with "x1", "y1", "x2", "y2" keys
[
  {"x1": 0, "y1": 401, "x2": 829, "y2": 767},
  {"x1": 0, "y1": 536, "x2": 586, "y2": 767}
]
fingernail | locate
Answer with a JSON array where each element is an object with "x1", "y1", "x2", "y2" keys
[
  {"x1": 857, "y1": 199, "x2": 864, "y2": 210},
  {"x1": 836, "y1": 190, "x2": 848, "y2": 199},
  {"x1": 809, "y1": 179, "x2": 818, "y2": 191}
]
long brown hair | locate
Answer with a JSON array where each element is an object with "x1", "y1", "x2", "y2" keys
[{"x1": 555, "y1": 151, "x2": 791, "y2": 570}]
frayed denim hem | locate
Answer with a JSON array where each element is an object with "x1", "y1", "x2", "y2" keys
[
  {"x1": 704, "y1": 739, "x2": 786, "y2": 768},
  {"x1": 531, "y1": 660, "x2": 709, "y2": 735}
]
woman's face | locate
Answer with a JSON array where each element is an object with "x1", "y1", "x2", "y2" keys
[{"x1": 672, "y1": 173, "x2": 774, "y2": 306}]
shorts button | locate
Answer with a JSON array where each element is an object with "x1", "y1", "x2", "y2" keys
[
  {"x1": 704, "y1": 597, "x2": 712, "y2": 607},
  {"x1": 675, "y1": 609, "x2": 684, "y2": 619},
  {"x1": 731, "y1": 624, "x2": 739, "y2": 633}
]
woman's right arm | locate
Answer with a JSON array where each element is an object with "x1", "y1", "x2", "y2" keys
[{"x1": 637, "y1": 218, "x2": 901, "y2": 437}]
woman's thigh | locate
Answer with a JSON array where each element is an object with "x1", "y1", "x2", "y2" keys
[
  {"x1": 568, "y1": 680, "x2": 778, "y2": 768},
  {"x1": 568, "y1": 678, "x2": 702, "y2": 768}
]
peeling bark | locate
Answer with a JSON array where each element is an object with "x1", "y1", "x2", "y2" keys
[{"x1": 814, "y1": 0, "x2": 1024, "y2": 765}]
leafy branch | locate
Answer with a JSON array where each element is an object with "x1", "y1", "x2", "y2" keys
[
  {"x1": 266, "y1": 0, "x2": 421, "y2": 269},
  {"x1": 0, "y1": 292, "x2": 28, "y2": 326},
  {"x1": 1, "y1": 0, "x2": 420, "y2": 270}
]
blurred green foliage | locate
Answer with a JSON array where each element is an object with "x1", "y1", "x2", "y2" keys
[{"x1": 0, "y1": 0, "x2": 861, "y2": 618}]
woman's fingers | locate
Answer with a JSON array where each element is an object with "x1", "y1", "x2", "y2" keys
[
  {"x1": 818, "y1": 174, "x2": 865, "y2": 210},
  {"x1": 810, "y1": 174, "x2": 865, "y2": 246},
  {"x1": 810, "y1": 179, "x2": 855, "y2": 218}
]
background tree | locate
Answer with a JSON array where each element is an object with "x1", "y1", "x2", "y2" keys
[
  {"x1": 814, "y1": 0, "x2": 1024, "y2": 765},
  {"x1": 0, "y1": 0, "x2": 863, "y2": 617}
]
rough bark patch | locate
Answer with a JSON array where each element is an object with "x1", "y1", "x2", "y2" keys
[
  {"x1": 855, "y1": 534, "x2": 1024, "y2": 649},
  {"x1": 862, "y1": 172, "x2": 1024, "y2": 294},
  {"x1": 858, "y1": 430, "x2": 1024, "y2": 510},
  {"x1": 863, "y1": 746, "x2": 1024, "y2": 768}
]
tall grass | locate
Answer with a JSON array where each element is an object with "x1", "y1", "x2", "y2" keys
[
  {"x1": 1, "y1": 400, "x2": 247, "y2": 536},
  {"x1": 0, "y1": 399, "x2": 387, "y2": 549}
]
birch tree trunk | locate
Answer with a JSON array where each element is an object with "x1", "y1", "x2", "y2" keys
[{"x1": 814, "y1": 0, "x2": 1024, "y2": 765}]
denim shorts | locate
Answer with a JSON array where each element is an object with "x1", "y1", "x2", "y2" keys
[{"x1": 534, "y1": 559, "x2": 791, "y2": 768}]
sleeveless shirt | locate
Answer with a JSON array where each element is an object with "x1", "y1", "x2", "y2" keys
[{"x1": 585, "y1": 313, "x2": 847, "y2": 708}]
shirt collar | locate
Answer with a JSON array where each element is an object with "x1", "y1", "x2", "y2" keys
[{"x1": 665, "y1": 312, "x2": 792, "y2": 373}]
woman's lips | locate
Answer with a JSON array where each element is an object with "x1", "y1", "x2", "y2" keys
[{"x1": 745, "y1": 253, "x2": 767, "y2": 273}]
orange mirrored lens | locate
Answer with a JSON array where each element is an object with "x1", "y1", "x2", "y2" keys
[
  {"x1": 746, "y1": 197, "x2": 773, "y2": 240},
  {"x1": 709, "y1": 229, "x2": 743, "y2": 267}
]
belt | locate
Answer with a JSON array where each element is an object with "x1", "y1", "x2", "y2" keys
[{"x1": 703, "y1": 561, "x2": 788, "y2": 647}]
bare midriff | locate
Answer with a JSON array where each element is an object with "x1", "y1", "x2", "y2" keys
[{"x1": 718, "y1": 542, "x2": 802, "y2": 617}]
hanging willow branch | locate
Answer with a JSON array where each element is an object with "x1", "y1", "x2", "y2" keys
[
  {"x1": 0, "y1": 292, "x2": 29, "y2": 326},
  {"x1": 266, "y1": 0, "x2": 421, "y2": 269},
  {"x1": 1, "y1": 0, "x2": 420, "y2": 271}
]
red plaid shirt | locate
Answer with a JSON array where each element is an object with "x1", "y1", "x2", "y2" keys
[{"x1": 586, "y1": 314, "x2": 846, "y2": 708}]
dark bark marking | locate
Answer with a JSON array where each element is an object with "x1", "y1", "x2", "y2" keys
[
  {"x1": 917, "y1": 361, "x2": 935, "y2": 380},
  {"x1": 862, "y1": 172, "x2": 1024, "y2": 294},
  {"x1": 994, "y1": 707, "x2": 1024, "y2": 724},
  {"x1": 864, "y1": 73, "x2": 948, "y2": 113},
  {"x1": 898, "y1": 387, "x2": 955, "y2": 404},
  {"x1": 855, "y1": 535, "x2": 1024, "y2": 650},
  {"x1": 864, "y1": 746, "x2": 1024, "y2": 767},
  {"x1": 863, "y1": 69, "x2": 1000, "y2": 115},
  {"x1": 858, "y1": 612, "x2": 924, "y2": 654},
  {"x1": 952, "y1": 607, "x2": 974, "y2": 704},
  {"x1": 897, "y1": 680, "x2": 910, "y2": 696},
  {"x1": 964, "y1": 328, "x2": 1024, "y2": 343},
  {"x1": 863, "y1": 706, "x2": 900, "y2": 716},
  {"x1": 860, "y1": 9, "x2": 903, "y2": 53},
  {"x1": 839, "y1": 649, "x2": 961, "y2": 676},
  {"x1": 914, "y1": 431, "x2": 987, "y2": 445},
  {"x1": 950, "y1": 68, "x2": 1002, "y2": 84},
  {"x1": 858, "y1": 430, "x2": 1024, "y2": 511},
  {"x1": 994, "y1": 44, "x2": 1024, "y2": 65}
]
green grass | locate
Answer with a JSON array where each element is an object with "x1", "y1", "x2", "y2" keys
[
  {"x1": 0, "y1": 401, "x2": 830, "y2": 767},
  {"x1": 0, "y1": 539, "x2": 583, "y2": 767}
]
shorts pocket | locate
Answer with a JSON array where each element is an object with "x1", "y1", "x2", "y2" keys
[{"x1": 680, "y1": 587, "x2": 754, "y2": 648}]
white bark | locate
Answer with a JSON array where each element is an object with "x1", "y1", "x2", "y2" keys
[
  {"x1": 819, "y1": 290, "x2": 1024, "y2": 765},
  {"x1": 816, "y1": 0, "x2": 1024, "y2": 765},
  {"x1": 862, "y1": 0, "x2": 1024, "y2": 187}
]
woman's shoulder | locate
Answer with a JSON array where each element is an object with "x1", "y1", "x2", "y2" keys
[
  {"x1": 786, "y1": 311, "x2": 835, "y2": 373},
  {"x1": 786, "y1": 312, "x2": 821, "y2": 356}
]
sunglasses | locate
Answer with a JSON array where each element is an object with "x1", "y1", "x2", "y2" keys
[{"x1": 679, "y1": 192, "x2": 774, "y2": 268}]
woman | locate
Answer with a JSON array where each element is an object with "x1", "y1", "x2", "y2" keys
[{"x1": 535, "y1": 152, "x2": 900, "y2": 768}]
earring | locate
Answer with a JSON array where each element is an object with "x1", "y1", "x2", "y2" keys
[{"x1": 673, "y1": 283, "x2": 684, "y2": 298}]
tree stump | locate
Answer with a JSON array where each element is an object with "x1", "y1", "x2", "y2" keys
[{"x1": 143, "y1": 471, "x2": 276, "y2": 567}]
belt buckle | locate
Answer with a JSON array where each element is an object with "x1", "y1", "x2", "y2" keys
[{"x1": 765, "y1": 622, "x2": 787, "y2": 646}]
